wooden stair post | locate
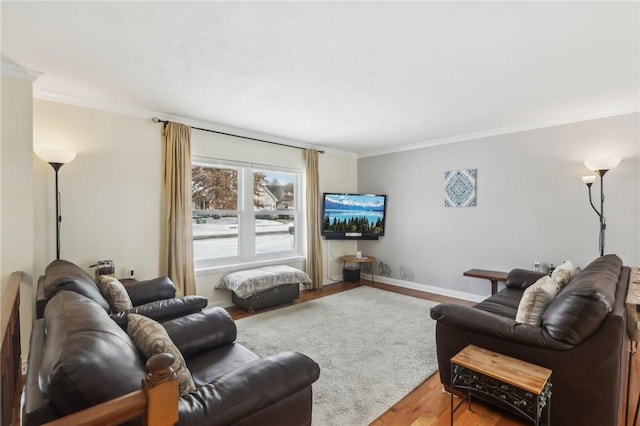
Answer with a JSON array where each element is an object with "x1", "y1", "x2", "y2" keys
[
  {"x1": 142, "y1": 353, "x2": 180, "y2": 426},
  {"x1": 1, "y1": 272, "x2": 22, "y2": 426}
]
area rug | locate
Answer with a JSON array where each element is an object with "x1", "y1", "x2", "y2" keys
[{"x1": 235, "y1": 286, "x2": 440, "y2": 426}]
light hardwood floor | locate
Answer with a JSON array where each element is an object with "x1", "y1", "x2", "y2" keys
[{"x1": 226, "y1": 280, "x2": 640, "y2": 426}]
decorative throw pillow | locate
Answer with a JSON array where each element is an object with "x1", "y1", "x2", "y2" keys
[
  {"x1": 515, "y1": 276, "x2": 561, "y2": 325},
  {"x1": 96, "y1": 275, "x2": 133, "y2": 312},
  {"x1": 551, "y1": 260, "x2": 577, "y2": 289},
  {"x1": 127, "y1": 313, "x2": 196, "y2": 395}
]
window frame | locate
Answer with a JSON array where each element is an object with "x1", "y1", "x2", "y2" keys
[{"x1": 192, "y1": 157, "x2": 305, "y2": 272}]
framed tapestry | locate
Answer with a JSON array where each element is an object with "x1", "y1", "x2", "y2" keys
[{"x1": 444, "y1": 169, "x2": 476, "y2": 207}]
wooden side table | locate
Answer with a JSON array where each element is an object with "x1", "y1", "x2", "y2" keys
[
  {"x1": 463, "y1": 269, "x2": 508, "y2": 295},
  {"x1": 450, "y1": 345, "x2": 552, "y2": 425},
  {"x1": 341, "y1": 255, "x2": 376, "y2": 284}
]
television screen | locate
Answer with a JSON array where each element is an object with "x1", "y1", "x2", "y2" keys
[{"x1": 322, "y1": 193, "x2": 387, "y2": 240}]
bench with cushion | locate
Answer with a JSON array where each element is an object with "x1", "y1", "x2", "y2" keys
[{"x1": 217, "y1": 265, "x2": 312, "y2": 311}]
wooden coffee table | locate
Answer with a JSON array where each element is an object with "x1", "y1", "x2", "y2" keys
[{"x1": 450, "y1": 345, "x2": 552, "y2": 425}]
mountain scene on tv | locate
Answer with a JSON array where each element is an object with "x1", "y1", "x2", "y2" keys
[{"x1": 323, "y1": 194, "x2": 385, "y2": 233}]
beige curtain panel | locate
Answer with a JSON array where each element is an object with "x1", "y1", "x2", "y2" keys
[
  {"x1": 162, "y1": 122, "x2": 196, "y2": 296},
  {"x1": 305, "y1": 149, "x2": 323, "y2": 289}
]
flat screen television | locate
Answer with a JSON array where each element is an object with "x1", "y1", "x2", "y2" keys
[{"x1": 321, "y1": 193, "x2": 387, "y2": 240}]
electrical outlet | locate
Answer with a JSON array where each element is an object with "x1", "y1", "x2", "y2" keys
[{"x1": 127, "y1": 268, "x2": 135, "y2": 278}]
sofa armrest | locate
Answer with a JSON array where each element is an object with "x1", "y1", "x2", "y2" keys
[
  {"x1": 23, "y1": 319, "x2": 59, "y2": 426},
  {"x1": 430, "y1": 304, "x2": 572, "y2": 350},
  {"x1": 505, "y1": 268, "x2": 547, "y2": 289},
  {"x1": 125, "y1": 276, "x2": 176, "y2": 305},
  {"x1": 36, "y1": 276, "x2": 48, "y2": 319},
  {"x1": 178, "y1": 351, "x2": 320, "y2": 425},
  {"x1": 163, "y1": 307, "x2": 237, "y2": 358},
  {"x1": 110, "y1": 295, "x2": 208, "y2": 328}
]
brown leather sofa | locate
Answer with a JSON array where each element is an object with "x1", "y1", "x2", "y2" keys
[
  {"x1": 35, "y1": 259, "x2": 208, "y2": 326},
  {"x1": 430, "y1": 254, "x2": 630, "y2": 426},
  {"x1": 24, "y1": 289, "x2": 321, "y2": 425}
]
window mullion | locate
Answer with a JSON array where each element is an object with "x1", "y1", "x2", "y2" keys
[
  {"x1": 296, "y1": 173, "x2": 304, "y2": 255},
  {"x1": 241, "y1": 167, "x2": 255, "y2": 258}
]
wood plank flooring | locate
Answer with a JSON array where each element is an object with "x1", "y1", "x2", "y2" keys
[{"x1": 226, "y1": 280, "x2": 640, "y2": 426}]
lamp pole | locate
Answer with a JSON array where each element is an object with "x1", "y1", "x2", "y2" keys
[
  {"x1": 597, "y1": 170, "x2": 607, "y2": 257},
  {"x1": 49, "y1": 162, "x2": 64, "y2": 259},
  {"x1": 583, "y1": 157, "x2": 620, "y2": 258},
  {"x1": 36, "y1": 149, "x2": 76, "y2": 260},
  {"x1": 584, "y1": 170, "x2": 607, "y2": 257}
]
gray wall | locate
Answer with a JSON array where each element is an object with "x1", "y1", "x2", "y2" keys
[{"x1": 357, "y1": 113, "x2": 639, "y2": 298}]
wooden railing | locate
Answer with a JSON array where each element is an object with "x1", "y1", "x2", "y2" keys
[
  {"x1": 43, "y1": 353, "x2": 179, "y2": 426},
  {"x1": 1, "y1": 271, "x2": 22, "y2": 426}
]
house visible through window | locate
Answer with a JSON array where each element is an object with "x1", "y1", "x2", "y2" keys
[{"x1": 192, "y1": 159, "x2": 303, "y2": 270}]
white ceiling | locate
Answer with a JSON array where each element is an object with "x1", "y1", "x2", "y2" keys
[{"x1": 2, "y1": 1, "x2": 638, "y2": 156}]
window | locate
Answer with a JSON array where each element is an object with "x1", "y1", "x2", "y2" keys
[{"x1": 192, "y1": 159, "x2": 303, "y2": 270}]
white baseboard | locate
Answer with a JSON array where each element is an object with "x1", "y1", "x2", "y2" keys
[
  {"x1": 323, "y1": 276, "x2": 343, "y2": 286},
  {"x1": 322, "y1": 273, "x2": 485, "y2": 303},
  {"x1": 371, "y1": 275, "x2": 486, "y2": 303}
]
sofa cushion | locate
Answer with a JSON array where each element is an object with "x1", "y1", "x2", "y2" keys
[
  {"x1": 40, "y1": 291, "x2": 145, "y2": 417},
  {"x1": 505, "y1": 269, "x2": 547, "y2": 290},
  {"x1": 474, "y1": 288, "x2": 522, "y2": 318},
  {"x1": 187, "y1": 343, "x2": 261, "y2": 387},
  {"x1": 127, "y1": 313, "x2": 196, "y2": 395},
  {"x1": 515, "y1": 276, "x2": 560, "y2": 325},
  {"x1": 97, "y1": 275, "x2": 133, "y2": 312},
  {"x1": 43, "y1": 259, "x2": 111, "y2": 312},
  {"x1": 125, "y1": 276, "x2": 177, "y2": 305},
  {"x1": 163, "y1": 307, "x2": 238, "y2": 359},
  {"x1": 542, "y1": 254, "x2": 622, "y2": 345}
]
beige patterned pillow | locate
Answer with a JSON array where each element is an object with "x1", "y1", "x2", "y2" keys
[
  {"x1": 551, "y1": 260, "x2": 577, "y2": 288},
  {"x1": 515, "y1": 276, "x2": 561, "y2": 325},
  {"x1": 96, "y1": 275, "x2": 133, "y2": 312},
  {"x1": 127, "y1": 313, "x2": 196, "y2": 395}
]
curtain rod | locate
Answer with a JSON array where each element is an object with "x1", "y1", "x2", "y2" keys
[{"x1": 152, "y1": 117, "x2": 325, "y2": 154}]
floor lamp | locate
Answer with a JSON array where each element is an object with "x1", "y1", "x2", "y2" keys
[
  {"x1": 581, "y1": 157, "x2": 621, "y2": 257},
  {"x1": 36, "y1": 149, "x2": 77, "y2": 260}
]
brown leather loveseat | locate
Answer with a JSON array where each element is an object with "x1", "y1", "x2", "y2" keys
[
  {"x1": 35, "y1": 259, "x2": 209, "y2": 326},
  {"x1": 430, "y1": 254, "x2": 630, "y2": 426},
  {"x1": 24, "y1": 268, "x2": 321, "y2": 425}
]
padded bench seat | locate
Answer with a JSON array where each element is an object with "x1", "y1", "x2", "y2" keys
[{"x1": 217, "y1": 265, "x2": 312, "y2": 311}]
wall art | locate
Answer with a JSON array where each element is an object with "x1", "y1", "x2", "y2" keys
[{"x1": 444, "y1": 169, "x2": 476, "y2": 207}]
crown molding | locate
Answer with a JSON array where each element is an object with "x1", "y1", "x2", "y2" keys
[
  {"x1": 1, "y1": 61, "x2": 42, "y2": 82},
  {"x1": 34, "y1": 88, "x2": 344, "y2": 155},
  {"x1": 34, "y1": 88, "x2": 637, "y2": 160},
  {"x1": 36, "y1": 88, "x2": 155, "y2": 119},
  {"x1": 359, "y1": 108, "x2": 640, "y2": 159}
]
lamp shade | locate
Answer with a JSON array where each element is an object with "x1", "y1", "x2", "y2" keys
[
  {"x1": 36, "y1": 148, "x2": 77, "y2": 164},
  {"x1": 581, "y1": 175, "x2": 596, "y2": 185},
  {"x1": 584, "y1": 157, "x2": 621, "y2": 172}
]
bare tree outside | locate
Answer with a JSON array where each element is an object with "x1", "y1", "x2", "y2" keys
[{"x1": 192, "y1": 166, "x2": 237, "y2": 210}]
